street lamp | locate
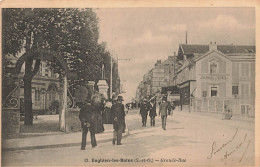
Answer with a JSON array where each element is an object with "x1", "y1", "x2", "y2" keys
[{"x1": 110, "y1": 56, "x2": 113, "y2": 99}]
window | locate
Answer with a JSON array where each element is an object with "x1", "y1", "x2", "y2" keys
[
  {"x1": 210, "y1": 62, "x2": 217, "y2": 74},
  {"x1": 240, "y1": 63, "x2": 250, "y2": 77},
  {"x1": 49, "y1": 94, "x2": 52, "y2": 101},
  {"x1": 37, "y1": 64, "x2": 42, "y2": 76},
  {"x1": 241, "y1": 105, "x2": 249, "y2": 115},
  {"x1": 35, "y1": 90, "x2": 38, "y2": 101},
  {"x1": 211, "y1": 87, "x2": 218, "y2": 97},
  {"x1": 232, "y1": 86, "x2": 238, "y2": 95},
  {"x1": 35, "y1": 89, "x2": 41, "y2": 101},
  {"x1": 45, "y1": 68, "x2": 49, "y2": 77},
  {"x1": 240, "y1": 83, "x2": 250, "y2": 98},
  {"x1": 202, "y1": 91, "x2": 207, "y2": 97}
]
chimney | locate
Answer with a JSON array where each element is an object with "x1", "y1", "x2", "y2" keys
[
  {"x1": 209, "y1": 41, "x2": 217, "y2": 51},
  {"x1": 155, "y1": 60, "x2": 161, "y2": 66},
  {"x1": 168, "y1": 56, "x2": 174, "y2": 60},
  {"x1": 174, "y1": 51, "x2": 176, "y2": 56},
  {"x1": 183, "y1": 55, "x2": 187, "y2": 61}
]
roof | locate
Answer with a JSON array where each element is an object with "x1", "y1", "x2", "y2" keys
[
  {"x1": 217, "y1": 45, "x2": 255, "y2": 54},
  {"x1": 178, "y1": 44, "x2": 255, "y2": 61},
  {"x1": 180, "y1": 44, "x2": 209, "y2": 55},
  {"x1": 179, "y1": 44, "x2": 255, "y2": 54}
]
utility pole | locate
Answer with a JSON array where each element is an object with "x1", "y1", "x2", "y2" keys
[{"x1": 110, "y1": 56, "x2": 113, "y2": 99}]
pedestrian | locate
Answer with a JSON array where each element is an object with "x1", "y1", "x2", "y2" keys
[
  {"x1": 140, "y1": 99, "x2": 149, "y2": 127},
  {"x1": 159, "y1": 97, "x2": 169, "y2": 130},
  {"x1": 148, "y1": 99, "x2": 157, "y2": 126},
  {"x1": 167, "y1": 101, "x2": 172, "y2": 116},
  {"x1": 104, "y1": 99, "x2": 113, "y2": 124},
  {"x1": 111, "y1": 96, "x2": 126, "y2": 145},
  {"x1": 171, "y1": 101, "x2": 175, "y2": 116},
  {"x1": 92, "y1": 94, "x2": 105, "y2": 134},
  {"x1": 125, "y1": 103, "x2": 129, "y2": 114},
  {"x1": 79, "y1": 99, "x2": 99, "y2": 150},
  {"x1": 223, "y1": 105, "x2": 233, "y2": 120}
]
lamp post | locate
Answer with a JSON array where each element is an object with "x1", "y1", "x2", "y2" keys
[{"x1": 110, "y1": 56, "x2": 113, "y2": 99}]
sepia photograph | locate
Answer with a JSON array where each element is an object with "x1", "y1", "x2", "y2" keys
[{"x1": 1, "y1": 1, "x2": 259, "y2": 166}]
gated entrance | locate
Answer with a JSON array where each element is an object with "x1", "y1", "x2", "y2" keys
[{"x1": 2, "y1": 50, "x2": 77, "y2": 137}]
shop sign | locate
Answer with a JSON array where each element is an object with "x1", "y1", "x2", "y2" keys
[{"x1": 200, "y1": 74, "x2": 228, "y2": 81}]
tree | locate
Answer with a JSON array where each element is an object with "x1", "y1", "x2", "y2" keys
[
  {"x1": 68, "y1": 42, "x2": 121, "y2": 98},
  {"x1": 3, "y1": 8, "x2": 100, "y2": 125}
]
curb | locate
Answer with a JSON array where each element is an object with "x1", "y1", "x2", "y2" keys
[
  {"x1": 2, "y1": 124, "x2": 129, "y2": 152},
  {"x1": 174, "y1": 110, "x2": 254, "y2": 123}
]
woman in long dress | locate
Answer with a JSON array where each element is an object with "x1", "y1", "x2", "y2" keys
[{"x1": 91, "y1": 94, "x2": 105, "y2": 133}]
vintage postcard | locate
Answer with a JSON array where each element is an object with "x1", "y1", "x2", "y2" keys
[{"x1": 1, "y1": 0, "x2": 259, "y2": 166}]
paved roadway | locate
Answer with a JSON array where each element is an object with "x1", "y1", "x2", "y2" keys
[{"x1": 2, "y1": 109, "x2": 255, "y2": 166}]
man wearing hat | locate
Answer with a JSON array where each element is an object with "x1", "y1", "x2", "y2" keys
[
  {"x1": 159, "y1": 96, "x2": 169, "y2": 130},
  {"x1": 140, "y1": 99, "x2": 149, "y2": 127},
  {"x1": 111, "y1": 96, "x2": 126, "y2": 145},
  {"x1": 79, "y1": 99, "x2": 97, "y2": 150}
]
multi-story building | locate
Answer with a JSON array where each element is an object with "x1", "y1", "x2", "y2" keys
[
  {"x1": 136, "y1": 56, "x2": 176, "y2": 100},
  {"x1": 174, "y1": 43, "x2": 255, "y2": 117},
  {"x1": 4, "y1": 54, "x2": 61, "y2": 111}
]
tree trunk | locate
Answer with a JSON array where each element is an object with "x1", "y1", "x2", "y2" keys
[
  {"x1": 23, "y1": 57, "x2": 41, "y2": 125},
  {"x1": 24, "y1": 77, "x2": 33, "y2": 125}
]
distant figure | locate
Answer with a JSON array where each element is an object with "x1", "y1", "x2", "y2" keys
[
  {"x1": 111, "y1": 96, "x2": 126, "y2": 145},
  {"x1": 140, "y1": 99, "x2": 149, "y2": 127},
  {"x1": 125, "y1": 103, "x2": 129, "y2": 114},
  {"x1": 148, "y1": 99, "x2": 157, "y2": 126},
  {"x1": 159, "y1": 97, "x2": 169, "y2": 130},
  {"x1": 171, "y1": 101, "x2": 175, "y2": 116},
  {"x1": 167, "y1": 101, "x2": 172, "y2": 116},
  {"x1": 223, "y1": 105, "x2": 232, "y2": 120}
]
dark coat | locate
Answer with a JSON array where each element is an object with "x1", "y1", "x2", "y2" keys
[
  {"x1": 148, "y1": 102, "x2": 157, "y2": 117},
  {"x1": 159, "y1": 101, "x2": 169, "y2": 116},
  {"x1": 140, "y1": 102, "x2": 149, "y2": 115},
  {"x1": 111, "y1": 103, "x2": 125, "y2": 130},
  {"x1": 79, "y1": 103, "x2": 97, "y2": 133}
]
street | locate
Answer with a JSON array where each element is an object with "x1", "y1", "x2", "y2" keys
[{"x1": 2, "y1": 109, "x2": 255, "y2": 166}]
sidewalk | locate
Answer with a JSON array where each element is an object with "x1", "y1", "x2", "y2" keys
[
  {"x1": 2, "y1": 123, "x2": 129, "y2": 152},
  {"x1": 173, "y1": 109, "x2": 255, "y2": 124}
]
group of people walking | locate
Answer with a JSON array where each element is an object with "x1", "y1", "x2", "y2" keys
[
  {"x1": 79, "y1": 94, "x2": 126, "y2": 150},
  {"x1": 140, "y1": 96, "x2": 175, "y2": 130},
  {"x1": 139, "y1": 98, "x2": 156, "y2": 127},
  {"x1": 79, "y1": 93, "x2": 176, "y2": 150}
]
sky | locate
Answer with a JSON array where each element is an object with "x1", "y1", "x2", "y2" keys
[{"x1": 95, "y1": 8, "x2": 255, "y2": 100}]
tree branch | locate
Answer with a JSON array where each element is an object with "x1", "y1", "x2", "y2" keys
[
  {"x1": 31, "y1": 59, "x2": 41, "y2": 77},
  {"x1": 25, "y1": 30, "x2": 32, "y2": 52}
]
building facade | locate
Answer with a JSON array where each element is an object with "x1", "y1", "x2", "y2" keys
[
  {"x1": 136, "y1": 56, "x2": 176, "y2": 100},
  {"x1": 5, "y1": 55, "x2": 61, "y2": 111},
  {"x1": 174, "y1": 43, "x2": 255, "y2": 117}
]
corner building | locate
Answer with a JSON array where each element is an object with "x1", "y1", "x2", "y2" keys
[{"x1": 175, "y1": 44, "x2": 255, "y2": 117}]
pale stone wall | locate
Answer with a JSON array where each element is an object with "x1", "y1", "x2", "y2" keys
[
  {"x1": 66, "y1": 108, "x2": 81, "y2": 132},
  {"x1": 2, "y1": 109, "x2": 20, "y2": 138}
]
